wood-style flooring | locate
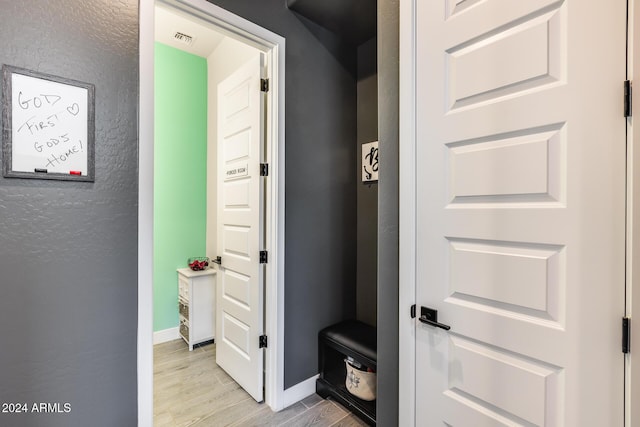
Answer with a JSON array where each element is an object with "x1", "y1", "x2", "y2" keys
[{"x1": 154, "y1": 339, "x2": 368, "y2": 427}]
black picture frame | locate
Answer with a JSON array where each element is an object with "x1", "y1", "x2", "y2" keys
[{"x1": 2, "y1": 65, "x2": 95, "y2": 182}]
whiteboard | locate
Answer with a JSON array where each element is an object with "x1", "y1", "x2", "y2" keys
[{"x1": 2, "y1": 65, "x2": 95, "y2": 181}]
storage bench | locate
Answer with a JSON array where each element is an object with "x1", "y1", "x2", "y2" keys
[{"x1": 316, "y1": 320, "x2": 377, "y2": 425}]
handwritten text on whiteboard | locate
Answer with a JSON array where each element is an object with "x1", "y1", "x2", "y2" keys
[{"x1": 10, "y1": 73, "x2": 89, "y2": 175}]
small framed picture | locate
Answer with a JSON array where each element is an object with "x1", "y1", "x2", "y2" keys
[{"x1": 362, "y1": 141, "x2": 378, "y2": 182}]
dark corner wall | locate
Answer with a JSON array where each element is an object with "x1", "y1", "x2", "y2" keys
[
  {"x1": 0, "y1": 1, "x2": 139, "y2": 426},
  {"x1": 356, "y1": 36, "x2": 378, "y2": 327},
  {"x1": 377, "y1": 0, "x2": 400, "y2": 424},
  {"x1": 205, "y1": 0, "x2": 358, "y2": 388}
]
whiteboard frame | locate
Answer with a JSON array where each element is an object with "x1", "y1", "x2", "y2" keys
[{"x1": 2, "y1": 65, "x2": 95, "y2": 182}]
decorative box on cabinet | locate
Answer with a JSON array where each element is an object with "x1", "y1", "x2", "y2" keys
[
  {"x1": 316, "y1": 320, "x2": 377, "y2": 425},
  {"x1": 177, "y1": 268, "x2": 216, "y2": 351}
]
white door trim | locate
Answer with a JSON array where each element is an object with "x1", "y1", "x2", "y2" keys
[
  {"x1": 398, "y1": 0, "x2": 417, "y2": 426},
  {"x1": 628, "y1": 2, "x2": 640, "y2": 426},
  {"x1": 138, "y1": 1, "x2": 286, "y2": 425},
  {"x1": 138, "y1": 2, "x2": 154, "y2": 425}
]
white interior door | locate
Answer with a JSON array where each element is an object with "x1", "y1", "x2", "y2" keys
[
  {"x1": 415, "y1": 1, "x2": 627, "y2": 425},
  {"x1": 216, "y1": 54, "x2": 265, "y2": 403}
]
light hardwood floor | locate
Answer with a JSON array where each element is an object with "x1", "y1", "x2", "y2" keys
[{"x1": 154, "y1": 339, "x2": 369, "y2": 427}]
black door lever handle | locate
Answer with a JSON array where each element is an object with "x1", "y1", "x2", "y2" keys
[
  {"x1": 418, "y1": 306, "x2": 451, "y2": 331},
  {"x1": 212, "y1": 256, "x2": 222, "y2": 265}
]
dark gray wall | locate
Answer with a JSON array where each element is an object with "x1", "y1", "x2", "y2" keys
[
  {"x1": 377, "y1": 0, "x2": 399, "y2": 424},
  {"x1": 286, "y1": 0, "x2": 376, "y2": 46},
  {"x1": 356, "y1": 37, "x2": 378, "y2": 327},
  {"x1": 206, "y1": 0, "x2": 358, "y2": 389},
  {"x1": 0, "y1": 1, "x2": 139, "y2": 426}
]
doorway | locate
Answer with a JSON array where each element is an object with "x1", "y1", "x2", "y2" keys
[{"x1": 139, "y1": 0, "x2": 286, "y2": 425}]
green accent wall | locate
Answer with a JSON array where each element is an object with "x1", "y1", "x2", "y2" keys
[{"x1": 154, "y1": 42, "x2": 208, "y2": 332}]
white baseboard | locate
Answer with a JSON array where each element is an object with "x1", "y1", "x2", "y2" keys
[
  {"x1": 282, "y1": 374, "x2": 319, "y2": 409},
  {"x1": 153, "y1": 327, "x2": 180, "y2": 345}
]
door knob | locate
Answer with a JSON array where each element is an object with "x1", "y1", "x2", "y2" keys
[
  {"x1": 212, "y1": 256, "x2": 222, "y2": 265},
  {"x1": 418, "y1": 306, "x2": 451, "y2": 331}
]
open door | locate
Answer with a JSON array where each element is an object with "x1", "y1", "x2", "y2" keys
[
  {"x1": 414, "y1": 0, "x2": 627, "y2": 425},
  {"x1": 216, "y1": 54, "x2": 265, "y2": 402}
]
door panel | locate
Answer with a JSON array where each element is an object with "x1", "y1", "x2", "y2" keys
[
  {"x1": 415, "y1": 0, "x2": 626, "y2": 425},
  {"x1": 216, "y1": 54, "x2": 264, "y2": 402},
  {"x1": 446, "y1": 336, "x2": 561, "y2": 426}
]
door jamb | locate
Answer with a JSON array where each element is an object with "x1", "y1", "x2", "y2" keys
[
  {"x1": 628, "y1": 1, "x2": 639, "y2": 426},
  {"x1": 138, "y1": 1, "x2": 154, "y2": 424},
  {"x1": 138, "y1": 1, "x2": 286, "y2": 425},
  {"x1": 398, "y1": 0, "x2": 417, "y2": 426}
]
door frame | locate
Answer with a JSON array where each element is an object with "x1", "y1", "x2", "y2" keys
[
  {"x1": 138, "y1": 0, "x2": 286, "y2": 425},
  {"x1": 629, "y1": 1, "x2": 640, "y2": 425},
  {"x1": 399, "y1": 1, "x2": 640, "y2": 426},
  {"x1": 397, "y1": 0, "x2": 417, "y2": 425}
]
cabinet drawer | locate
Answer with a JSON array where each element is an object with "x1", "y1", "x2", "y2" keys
[
  {"x1": 178, "y1": 278, "x2": 189, "y2": 299},
  {"x1": 179, "y1": 299, "x2": 189, "y2": 320}
]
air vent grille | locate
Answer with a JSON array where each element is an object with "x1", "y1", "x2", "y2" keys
[{"x1": 173, "y1": 31, "x2": 194, "y2": 46}]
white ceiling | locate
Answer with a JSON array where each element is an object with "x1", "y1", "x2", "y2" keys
[{"x1": 155, "y1": 5, "x2": 225, "y2": 58}]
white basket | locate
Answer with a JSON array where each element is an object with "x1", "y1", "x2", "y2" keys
[{"x1": 345, "y1": 360, "x2": 376, "y2": 401}]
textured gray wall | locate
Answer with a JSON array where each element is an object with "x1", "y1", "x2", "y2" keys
[
  {"x1": 377, "y1": 0, "x2": 400, "y2": 424},
  {"x1": 206, "y1": 0, "x2": 358, "y2": 389},
  {"x1": 356, "y1": 37, "x2": 378, "y2": 327},
  {"x1": 0, "y1": 1, "x2": 139, "y2": 426}
]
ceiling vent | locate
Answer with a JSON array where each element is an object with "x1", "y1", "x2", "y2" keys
[{"x1": 173, "y1": 31, "x2": 195, "y2": 46}]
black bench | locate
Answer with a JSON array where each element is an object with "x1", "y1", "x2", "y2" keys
[{"x1": 316, "y1": 320, "x2": 377, "y2": 425}]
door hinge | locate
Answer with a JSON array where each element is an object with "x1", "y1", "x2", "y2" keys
[
  {"x1": 260, "y1": 163, "x2": 269, "y2": 176},
  {"x1": 625, "y1": 80, "x2": 632, "y2": 118},
  {"x1": 410, "y1": 304, "x2": 416, "y2": 319},
  {"x1": 623, "y1": 317, "x2": 631, "y2": 354},
  {"x1": 259, "y1": 250, "x2": 268, "y2": 264},
  {"x1": 259, "y1": 335, "x2": 268, "y2": 348},
  {"x1": 261, "y1": 78, "x2": 269, "y2": 92}
]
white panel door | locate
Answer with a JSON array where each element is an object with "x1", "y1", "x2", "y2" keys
[
  {"x1": 216, "y1": 55, "x2": 265, "y2": 402},
  {"x1": 415, "y1": 1, "x2": 627, "y2": 425}
]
